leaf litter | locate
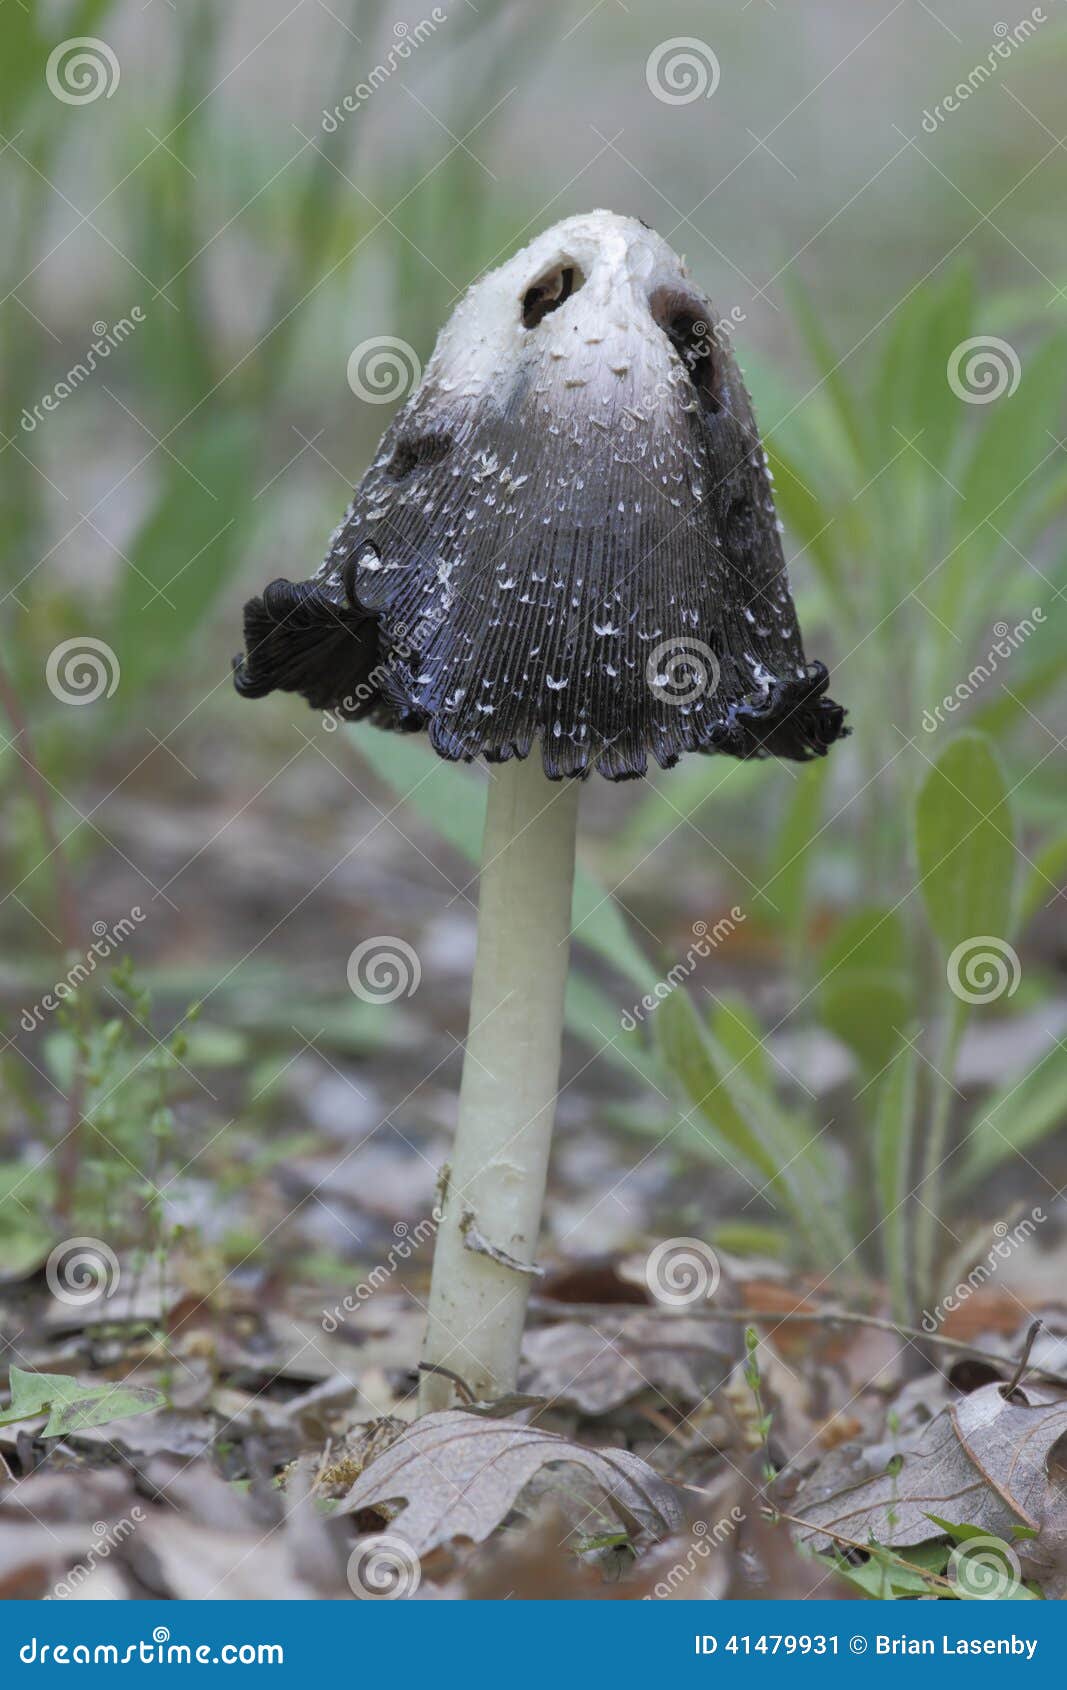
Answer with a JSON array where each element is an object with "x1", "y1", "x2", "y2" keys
[
  {"x1": 5, "y1": 1181, "x2": 1067, "y2": 1599},
  {"x1": 335, "y1": 1408, "x2": 684, "y2": 1554}
]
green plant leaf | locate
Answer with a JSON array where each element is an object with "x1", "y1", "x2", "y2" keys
[
  {"x1": 786, "y1": 276, "x2": 874, "y2": 476},
  {"x1": 913, "y1": 733, "x2": 1015, "y2": 954},
  {"x1": 953, "y1": 335, "x2": 1067, "y2": 553},
  {"x1": 874, "y1": 1045, "x2": 917, "y2": 1322},
  {"x1": 618, "y1": 756, "x2": 771, "y2": 857},
  {"x1": 0, "y1": 1367, "x2": 164, "y2": 1437},
  {"x1": 708, "y1": 994, "x2": 771, "y2": 1096},
  {"x1": 820, "y1": 905, "x2": 908, "y2": 976},
  {"x1": 816, "y1": 907, "x2": 911, "y2": 1074},
  {"x1": 924, "y1": 1514, "x2": 1000, "y2": 1545},
  {"x1": 878, "y1": 265, "x2": 972, "y2": 478},
  {"x1": 821, "y1": 977, "x2": 911, "y2": 1077},
  {"x1": 971, "y1": 649, "x2": 1066, "y2": 741},
  {"x1": 0, "y1": 1164, "x2": 53, "y2": 1281},
  {"x1": 764, "y1": 445, "x2": 844, "y2": 604},
  {"x1": 923, "y1": 1516, "x2": 1040, "y2": 1600},
  {"x1": 1019, "y1": 825, "x2": 1067, "y2": 927},
  {"x1": 657, "y1": 991, "x2": 852, "y2": 1265},
  {"x1": 758, "y1": 758, "x2": 831, "y2": 942},
  {"x1": 565, "y1": 973, "x2": 666, "y2": 1097},
  {"x1": 657, "y1": 989, "x2": 779, "y2": 1184},
  {"x1": 820, "y1": 1539, "x2": 948, "y2": 1600},
  {"x1": 711, "y1": 1221, "x2": 790, "y2": 1258},
  {"x1": 953, "y1": 1038, "x2": 1067, "y2": 1192},
  {"x1": 113, "y1": 415, "x2": 256, "y2": 695}
]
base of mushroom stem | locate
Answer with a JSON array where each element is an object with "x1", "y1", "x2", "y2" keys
[{"x1": 418, "y1": 755, "x2": 580, "y2": 1413}]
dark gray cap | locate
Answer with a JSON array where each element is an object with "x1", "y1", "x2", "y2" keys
[{"x1": 235, "y1": 211, "x2": 847, "y2": 780}]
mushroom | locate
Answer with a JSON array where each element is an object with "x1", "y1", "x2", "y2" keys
[{"x1": 234, "y1": 210, "x2": 847, "y2": 1411}]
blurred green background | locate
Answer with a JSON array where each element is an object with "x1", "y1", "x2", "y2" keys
[{"x1": 2, "y1": 0, "x2": 1066, "y2": 1322}]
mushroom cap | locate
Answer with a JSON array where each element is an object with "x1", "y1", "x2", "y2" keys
[{"x1": 235, "y1": 210, "x2": 847, "y2": 779}]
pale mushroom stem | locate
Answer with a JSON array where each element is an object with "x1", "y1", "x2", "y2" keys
[{"x1": 419, "y1": 756, "x2": 581, "y2": 1412}]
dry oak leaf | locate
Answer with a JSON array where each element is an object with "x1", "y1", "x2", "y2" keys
[
  {"x1": 794, "y1": 1381, "x2": 1067, "y2": 1591},
  {"x1": 336, "y1": 1410, "x2": 684, "y2": 1555},
  {"x1": 521, "y1": 1313, "x2": 736, "y2": 1415}
]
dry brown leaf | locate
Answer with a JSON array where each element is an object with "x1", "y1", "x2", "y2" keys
[
  {"x1": 336, "y1": 1409, "x2": 684, "y2": 1554},
  {"x1": 134, "y1": 1458, "x2": 272, "y2": 1532},
  {"x1": 71, "y1": 1408, "x2": 218, "y2": 1460},
  {"x1": 0, "y1": 1467, "x2": 134, "y2": 1524},
  {"x1": 794, "y1": 1380, "x2": 1067, "y2": 1592},
  {"x1": 521, "y1": 1312, "x2": 737, "y2": 1415}
]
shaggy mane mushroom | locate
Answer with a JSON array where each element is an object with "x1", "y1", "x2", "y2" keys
[{"x1": 234, "y1": 210, "x2": 847, "y2": 1411}]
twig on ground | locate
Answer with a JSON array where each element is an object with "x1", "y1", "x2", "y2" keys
[
  {"x1": 675, "y1": 1480, "x2": 953, "y2": 1591},
  {"x1": 1001, "y1": 1318, "x2": 1043, "y2": 1398},
  {"x1": 527, "y1": 1299, "x2": 1067, "y2": 1386},
  {"x1": 417, "y1": 1361, "x2": 476, "y2": 1405},
  {"x1": 770, "y1": 1506, "x2": 954, "y2": 1592}
]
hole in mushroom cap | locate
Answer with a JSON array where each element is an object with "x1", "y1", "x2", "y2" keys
[
  {"x1": 521, "y1": 262, "x2": 585, "y2": 329},
  {"x1": 341, "y1": 542, "x2": 380, "y2": 606},
  {"x1": 650, "y1": 286, "x2": 721, "y2": 414},
  {"x1": 384, "y1": 429, "x2": 454, "y2": 480}
]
